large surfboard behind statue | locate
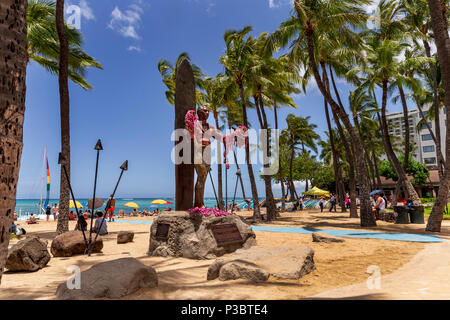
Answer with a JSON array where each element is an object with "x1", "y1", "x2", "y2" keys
[{"x1": 174, "y1": 59, "x2": 195, "y2": 210}]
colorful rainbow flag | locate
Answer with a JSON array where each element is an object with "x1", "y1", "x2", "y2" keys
[{"x1": 43, "y1": 157, "x2": 50, "y2": 209}]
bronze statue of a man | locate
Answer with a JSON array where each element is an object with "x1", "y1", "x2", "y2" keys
[{"x1": 192, "y1": 106, "x2": 220, "y2": 208}]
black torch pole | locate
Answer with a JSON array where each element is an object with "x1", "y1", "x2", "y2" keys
[
  {"x1": 88, "y1": 140, "x2": 103, "y2": 248},
  {"x1": 87, "y1": 160, "x2": 128, "y2": 256}
]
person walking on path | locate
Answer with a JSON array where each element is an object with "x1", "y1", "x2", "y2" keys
[
  {"x1": 319, "y1": 198, "x2": 324, "y2": 213},
  {"x1": 45, "y1": 205, "x2": 51, "y2": 221},
  {"x1": 329, "y1": 194, "x2": 337, "y2": 213},
  {"x1": 106, "y1": 194, "x2": 116, "y2": 222}
]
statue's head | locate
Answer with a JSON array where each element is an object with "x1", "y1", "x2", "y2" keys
[{"x1": 197, "y1": 105, "x2": 210, "y2": 121}]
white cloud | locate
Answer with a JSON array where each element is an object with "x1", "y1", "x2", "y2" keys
[
  {"x1": 108, "y1": 2, "x2": 144, "y2": 40},
  {"x1": 79, "y1": 0, "x2": 95, "y2": 20},
  {"x1": 128, "y1": 45, "x2": 142, "y2": 52},
  {"x1": 269, "y1": 0, "x2": 293, "y2": 9},
  {"x1": 273, "y1": 181, "x2": 307, "y2": 194}
]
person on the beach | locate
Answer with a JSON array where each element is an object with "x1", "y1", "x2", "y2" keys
[
  {"x1": 373, "y1": 193, "x2": 386, "y2": 220},
  {"x1": 75, "y1": 215, "x2": 88, "y2": 231},
  {"x1": 27, "y1": 214, "x2": 37, "y2": 224},
  {"x1": 92, "y1": 211, "x2": 108, "y2": 235},
  {"x1": 13, "y1": 211, "x2": 18, "y2": 221},
  {"x1": 106, "y1": 194, "x2": 116, "y2": 222},
  {"x1": 51, "y1": 204, "x2": 58, "y2": 220},
  {"x1": 45, "y1": 205, "x2": 51, "y2": 221},
  {"x1": 344, "y1": 195, "x2": 351, "y2": 209},
  {"x1": 329, "y1": 194, "x2": 337, "y2": 212},
  {"x1": 319, "y1": 198, "x2": 324, "y2": 212},
  {"x1": 299, "y1": 198, "x2": 304, "y2": 211}
]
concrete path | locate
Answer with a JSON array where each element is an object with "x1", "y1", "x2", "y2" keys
[{"x1": 311, "y1": 240, "x2": 450, "y2": 300}]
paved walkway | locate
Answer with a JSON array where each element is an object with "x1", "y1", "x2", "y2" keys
[
  {"x1": 311, "y1": 240, "x2": 450, "y2": 300},
  {"x1": 113, "y1": 220, "x2": 443, "y2": 243}
]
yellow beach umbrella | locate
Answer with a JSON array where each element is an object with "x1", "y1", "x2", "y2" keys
[
  {"x1": 151, "y1": 199, "x2": 168, "y2": 205},
  {"x1": 68, "y1": 200, "x2": 83, "y2": 208},
  {"x1": 124, "y1": 202, "x2": 139, "y2": 208}
]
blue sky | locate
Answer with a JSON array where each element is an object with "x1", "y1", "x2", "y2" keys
[{"x1": 18, "y1": 0, "x2": 401, "y2": 200}]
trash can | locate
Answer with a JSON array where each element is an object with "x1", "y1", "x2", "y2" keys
[
  {"x1": 394, "y1": 206, "x2": 410, "y2": 224},
  {"x1": 409, "y1": 205, "x2": 425, "y2": 224}
]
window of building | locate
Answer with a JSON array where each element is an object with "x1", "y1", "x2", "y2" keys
[
  {"x1": 422, "y1": 134, "x2": 433, "y2": 141},
  {"x1": 423, "y1": 145, "x2": 435, "y2": 153},
  {"x1": 421, "y1": 122, "x2": 432, "y2": 130},
  {"x1": 424, "y1": 157, "x2": 436, "y2": 165}
]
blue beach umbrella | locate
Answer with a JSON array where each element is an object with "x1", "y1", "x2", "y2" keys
[{"x1": 370, "y1": 190, "x2": 383, "y2": 196}]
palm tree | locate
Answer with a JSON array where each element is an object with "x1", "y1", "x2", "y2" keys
[
  {"x1": 27, "y1": 0, "x2": 102, "y2": 89},
  {"x1": 272, "y1": 0, "x2": 376, "y2": 227},
  {"x1": 349, "y1": 38, "x2": 429, "y2": 206},
  {"x1": 55, "y1": 0, "x2": 70, "y2": 235},
  {"x1": 220, "y1": 26, "x2": 261, "y2": 220},
  {"x1": 0, "y1": 0, "x2": 28, "y2": 283},
  {"x1": 28, "y1": 0, "x2": 102, "y2": 234},
  {"x1": 425, "y1": 0, "x2": 450, "y2": 232},
  {"x1": 401, "y1": 0, "x2": 446, "y2": 178},
  {"x1": 285, "y1": 114, "x2": 319, "y2": 201}
]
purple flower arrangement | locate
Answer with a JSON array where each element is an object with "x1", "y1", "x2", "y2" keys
[{"x1": 187, "y1": 207, "x2": 232, "y2": 217}]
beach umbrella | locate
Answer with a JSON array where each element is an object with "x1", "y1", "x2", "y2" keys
[
  {"x1": 303, "y1": 186, "x2": 330, "y2": 197},
  {"x1": 68, "y1": 200, "x2": 83, "y2": 208},
  {"x1": 87, "y1": 198, "x2": 104, "y2": 209},
  {"x1": 124, "y1": 202, "x2": 139, "y2": 208},
  {"x1": 370, "y1": 190, "x2": 383, "y2": 196},
  {"x1": 152, "y1": 199, "x2": 168, "y2": 205},
  {"x1": 166, "y1": 201, "x2": 174, "y2": 205}
]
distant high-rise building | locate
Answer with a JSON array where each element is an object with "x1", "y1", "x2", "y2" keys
[{"x1": 385, "y1": 105, "x2": 446, "y2": 168}]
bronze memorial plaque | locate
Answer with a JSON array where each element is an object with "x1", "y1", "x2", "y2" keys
[
  {"x1": 155, "y1": 224, "x2": 170, "y2": 240},
  {"x1": 211, "y1": 223, "x2": 243, "y2": 246}
]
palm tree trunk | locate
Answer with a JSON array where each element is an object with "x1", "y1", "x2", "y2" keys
[
  {"x1": 213, "y1": 111, "x2": 224, "y2": 210},
  {"x1": 380, "y1": 81, "x2": 421, "y2": 205},
  {"x1": 56, "y1": 0, "x2": 70, "y2": 235},
  {"x1": 372, "y1": 149, "x2": 382, "y2": 189},
  {"x1": 0, "y1": 0, "x2": 27, "y2": 284},
  {"x1": 398, "y1": 84, "x2": 410, "y2": 172},
  {"x1": 274, "y1": 105, "x2": 286, "y2": 212},
  {"x1": 423, "y1": 39, "x2": 445, "y2": 179},
  {"x1": 328, "y1": 67, "x2": 357, "y2": 217},
  {"x1": 321, "y1": 63, "x2": 346, "y2": 212},
  {"x1": 238, "y1": 84, "x2": 261, "y2": 220},
  {"x1": 255, "y1": 92, "x2": 277, "y2": 221},
  {"x1": 289, "y1": 141, "x2": 297, "y2": 202},
  {"x1": 306, "y1": 29, "x2": 375, "y2": 227},
  {"x1": 425, "y1": 0, "x2": 450, "y2": 232}
]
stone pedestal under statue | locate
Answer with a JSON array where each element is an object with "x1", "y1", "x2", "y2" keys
[{"x1": 148, "y1": 212, "x2": 256, "y2": 260}]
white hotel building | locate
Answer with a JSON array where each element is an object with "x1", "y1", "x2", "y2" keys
[{"x1": 386, "y1": 105, "x2": 447, "y2": 168}]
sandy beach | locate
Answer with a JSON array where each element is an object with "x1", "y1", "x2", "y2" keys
[{"x1": 1, "y1": 210, "x2": 449, "y2": 300}]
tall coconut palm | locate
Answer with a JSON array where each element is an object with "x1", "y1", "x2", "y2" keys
[
  {"x1": 220, "y1": 26, "x2": 261, "y2": 220},
  {"x1": 425, "y1": 0, "x2": 450, "y2": 232},
  {"x1": 55, "y1": 0, "x2": 70, "y2": 235},
  {"x1": 28, "y1": 0, "x2": 102, "y2": 234},
  {"x1": 348, "y1": 38, "x2": 430, "y2": 206},
  {"x1": 0, "y1": 0, "x2": 28, "y2": 283},
  {"x1": 272, "y1": 0, "x2": 376, "y2": 226},
  {"x1": 27, "y1": 0, "x2": 102, "y2": 89},
  {"x1": 401, "y1": 0, "x2": 446, "y2": 178},
  {"x1": 285, "y1": 114, "x2": 319, "y2": 201}
]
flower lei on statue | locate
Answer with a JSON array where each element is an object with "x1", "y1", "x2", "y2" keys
[
  {"x1": 184, "y1": 108, "x2": 248, "y2": 216},
  {"x1": 185, "y1": 109, "x2": 248, "y2": 169}
]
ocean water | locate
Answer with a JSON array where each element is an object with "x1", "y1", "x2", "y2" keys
[{"x1": 14, "y1": 197, "x2": 250, "y2": 221}]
